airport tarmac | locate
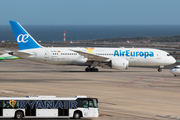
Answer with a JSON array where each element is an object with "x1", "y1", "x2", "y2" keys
[{"x1": 0, "y1": 59, "x2": 180, "y2": 120}]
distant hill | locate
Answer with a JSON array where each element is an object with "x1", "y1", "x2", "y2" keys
[{"x1": 91, "y1": 36, "x2": 180, "y2": 43}]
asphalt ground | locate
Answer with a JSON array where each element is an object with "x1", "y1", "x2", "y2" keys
[{"x1": 0, "y1": 59, "x2": 179, "y2": 120}]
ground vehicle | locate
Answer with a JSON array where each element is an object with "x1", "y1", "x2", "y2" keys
[
  {"x1": 0, "y1": 95, "x2": 98, "y2": 119},
  {"x1": 170, "y1": 65, "x2": 180, "y2": 77}
]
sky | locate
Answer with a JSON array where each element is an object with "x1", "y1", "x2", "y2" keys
[{"x1": 0, "y1": 0, "x2": 180, "y2": 25}]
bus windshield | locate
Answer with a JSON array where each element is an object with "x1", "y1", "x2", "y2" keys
[
  {"x1": 77, "y1": 98, "x2": 98, "y2": 108},
  {"x1": 93, "y1": 99, "x2": 98, "y2": 108}
]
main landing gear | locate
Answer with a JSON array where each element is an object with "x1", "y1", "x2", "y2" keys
[
  {"x1": 85, "y1": 67, "x2": 98, "y2": 72},
  {"x1": 85, "y1": 62, "x2": 99, "y2": 72},
  {"x1": 158, "y1": 66, "x2": 164, "y2": 72}
]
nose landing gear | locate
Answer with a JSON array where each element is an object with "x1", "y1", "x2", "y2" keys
[
  {"x1": 158, "y1": 68, "x2": 162, "y2": 72},
  {"x1": 158, "y1": 66, "x2": 164, "y2": 72}
]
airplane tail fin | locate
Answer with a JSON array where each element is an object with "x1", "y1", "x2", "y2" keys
[{"x1": 9, "y1": 21, "x2": 42, "y2": 50}]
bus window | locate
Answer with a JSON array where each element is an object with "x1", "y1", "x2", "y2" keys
[
  {"x1": 40, "y1": 100, "x2": 53, "y2": 109},
  {"x1": 76, "y1": 100, "x2": 83, "y2": 107},
  {"x1": 0, "y1": 101, "x2": 2, "y2": 108},
  {"x1": 83, "y1": 100, "x2": 88, "y2": 108},
  {"x1": 46, "y1": 100, "x2": 54, "y2": 109},
  {"x1": 3, "y1": 100, "x2": 18, "y2": 108},
  {"x1": 36, "y1": 101, "x2": 45, "y2": 109},
  {"x1": 0, "y1": 101, "x2": 2, "y2": 116},
  {"x1": 89, "y1": 100, "x2": 93, "y2": 107}
]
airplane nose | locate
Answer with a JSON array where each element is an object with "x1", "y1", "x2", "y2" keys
[
  {"x1": 171, "y1": 57, "x2": 176, "y2": 64},
  {"x1": 166, "y1": 57, "x2": 176, "y2": 65},
  {"x1": 168, "y1": 56, "x2": 176, "y2": 64}
]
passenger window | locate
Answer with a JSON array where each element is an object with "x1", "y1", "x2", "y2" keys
[
  {"x1": 89, "y1": 101, "x2": 93, "y2": 107},
  {"x1": 83, "y1": 100, "x2": 88, "y2": 108},
  {"x1": 3, "y1": 100, "x2": 18, "y2": 108},
  {"x1": 36, "y1": 101, "x2": 45, "y2": 109},
  {"x1": 0, "y1": 101, "x2": 2, "y2": 107}
]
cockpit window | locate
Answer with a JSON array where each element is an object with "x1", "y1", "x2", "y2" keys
[
  {"x1": 167, "y1": 54, "x2": 171, "y2": 56},
  {"x1": 174, "y1": 67, "x2": 180, "y2": 69}
]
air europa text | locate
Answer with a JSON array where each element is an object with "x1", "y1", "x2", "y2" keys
[{"x1": 114, "y1": 50, "x2": 154, "y2": 58}]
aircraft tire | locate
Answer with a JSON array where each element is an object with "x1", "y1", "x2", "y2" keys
[
  {"x1": 90, "y1": 68, "x2": 94, "y2": 72},
  {"x1": 94, "y1": 68, "x2": 98, "y2": 72},
  {"x1": 85, "y1": 68, "x2": 90, "y2": 72},
  {"x1": 158, "y1": 68, "x2": 162, "y2": 72},
  {"x1": 174, "y1": 74, "x2": 177, "y2": 77}
]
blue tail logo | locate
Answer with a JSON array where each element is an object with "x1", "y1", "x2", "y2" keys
[
  {"x1": 9, "y1": 21, "x2": 42, "y2": 50},
  {"x1": 17, "y1": 34, "x2": 29, "y2": 43}
]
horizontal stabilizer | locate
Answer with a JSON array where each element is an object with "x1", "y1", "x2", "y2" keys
[{"x1": 12, "y1": 51, "x2": 34, "y2": 58}]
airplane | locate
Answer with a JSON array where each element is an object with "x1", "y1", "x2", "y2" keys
[
  {"x1": 0, "y1": 53, "x2": 19, "y2": 60},
  {"x1": 170, "y1": 65, "x2": 180, "y2": 77},
  {"x1": 9, "y1": 21, "x2": 176, "y2": 72}
]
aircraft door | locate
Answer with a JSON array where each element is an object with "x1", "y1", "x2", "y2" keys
[
  {"x1": 0, "y1": 101, "x2": 2, "y2": 116},
  {"x1": 44, "y1": 51, "x2": 49, "y2": 62},
  {"x1": 156, "y1": 52, "x2": 161, "y2": 60},
  {"x1": 51, "y1": 52, "x2": 60, "y2": 63}
]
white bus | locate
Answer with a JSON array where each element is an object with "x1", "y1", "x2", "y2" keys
[{"x1": 0, "y1": 95, "x2": 98, "y2": 119}]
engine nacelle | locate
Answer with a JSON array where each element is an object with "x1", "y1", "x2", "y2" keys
[{"x1": 111, "y1": 58, "x2": 129, "y2": 70}]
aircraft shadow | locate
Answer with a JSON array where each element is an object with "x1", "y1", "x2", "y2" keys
[
  {"x1": 0, "y1": 118, "x2": 92, "y2": 120},
  {"x1": 0, "y1": 70, "x2": 153, "y2": 73}
]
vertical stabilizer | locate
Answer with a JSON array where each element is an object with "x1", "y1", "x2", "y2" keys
[{"x1": 9, "y1": 21, "x2": 42, "y2": 50}]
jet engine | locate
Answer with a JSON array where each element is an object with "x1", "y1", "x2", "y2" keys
[
  {"x1": 101, "y1": 58, "x2": 129, "y2": 70},
  {"x1": 111, "y1": 58, "x2": 129, "y2": 70}
]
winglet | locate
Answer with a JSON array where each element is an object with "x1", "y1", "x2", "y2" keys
[{"x1": 9, "y1": 21, "x2": 42, "y2": 50}]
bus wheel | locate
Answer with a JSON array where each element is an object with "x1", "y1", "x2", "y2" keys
[
  {"x1": 73, "y1": 112, "x2": 81, "y2": 119},
  {"x1": 15, "y1": 111, "x2": 23, "y2": 119}
]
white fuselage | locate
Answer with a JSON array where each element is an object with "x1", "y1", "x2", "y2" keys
[
  {"x1": 9, "y1": 21, "x2": 176, "y2": 70},
  {"x1": 19, "y1": 47, "x2": 176, "y2": 67}
]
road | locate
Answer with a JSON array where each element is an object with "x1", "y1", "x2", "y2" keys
[{"x1": 0, "y1": 59, "x2": 179, "y2": 120}]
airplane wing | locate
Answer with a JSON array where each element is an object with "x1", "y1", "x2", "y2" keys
[{"x1": 69, "y1": 49, "x2": 109, "y2": 62}]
